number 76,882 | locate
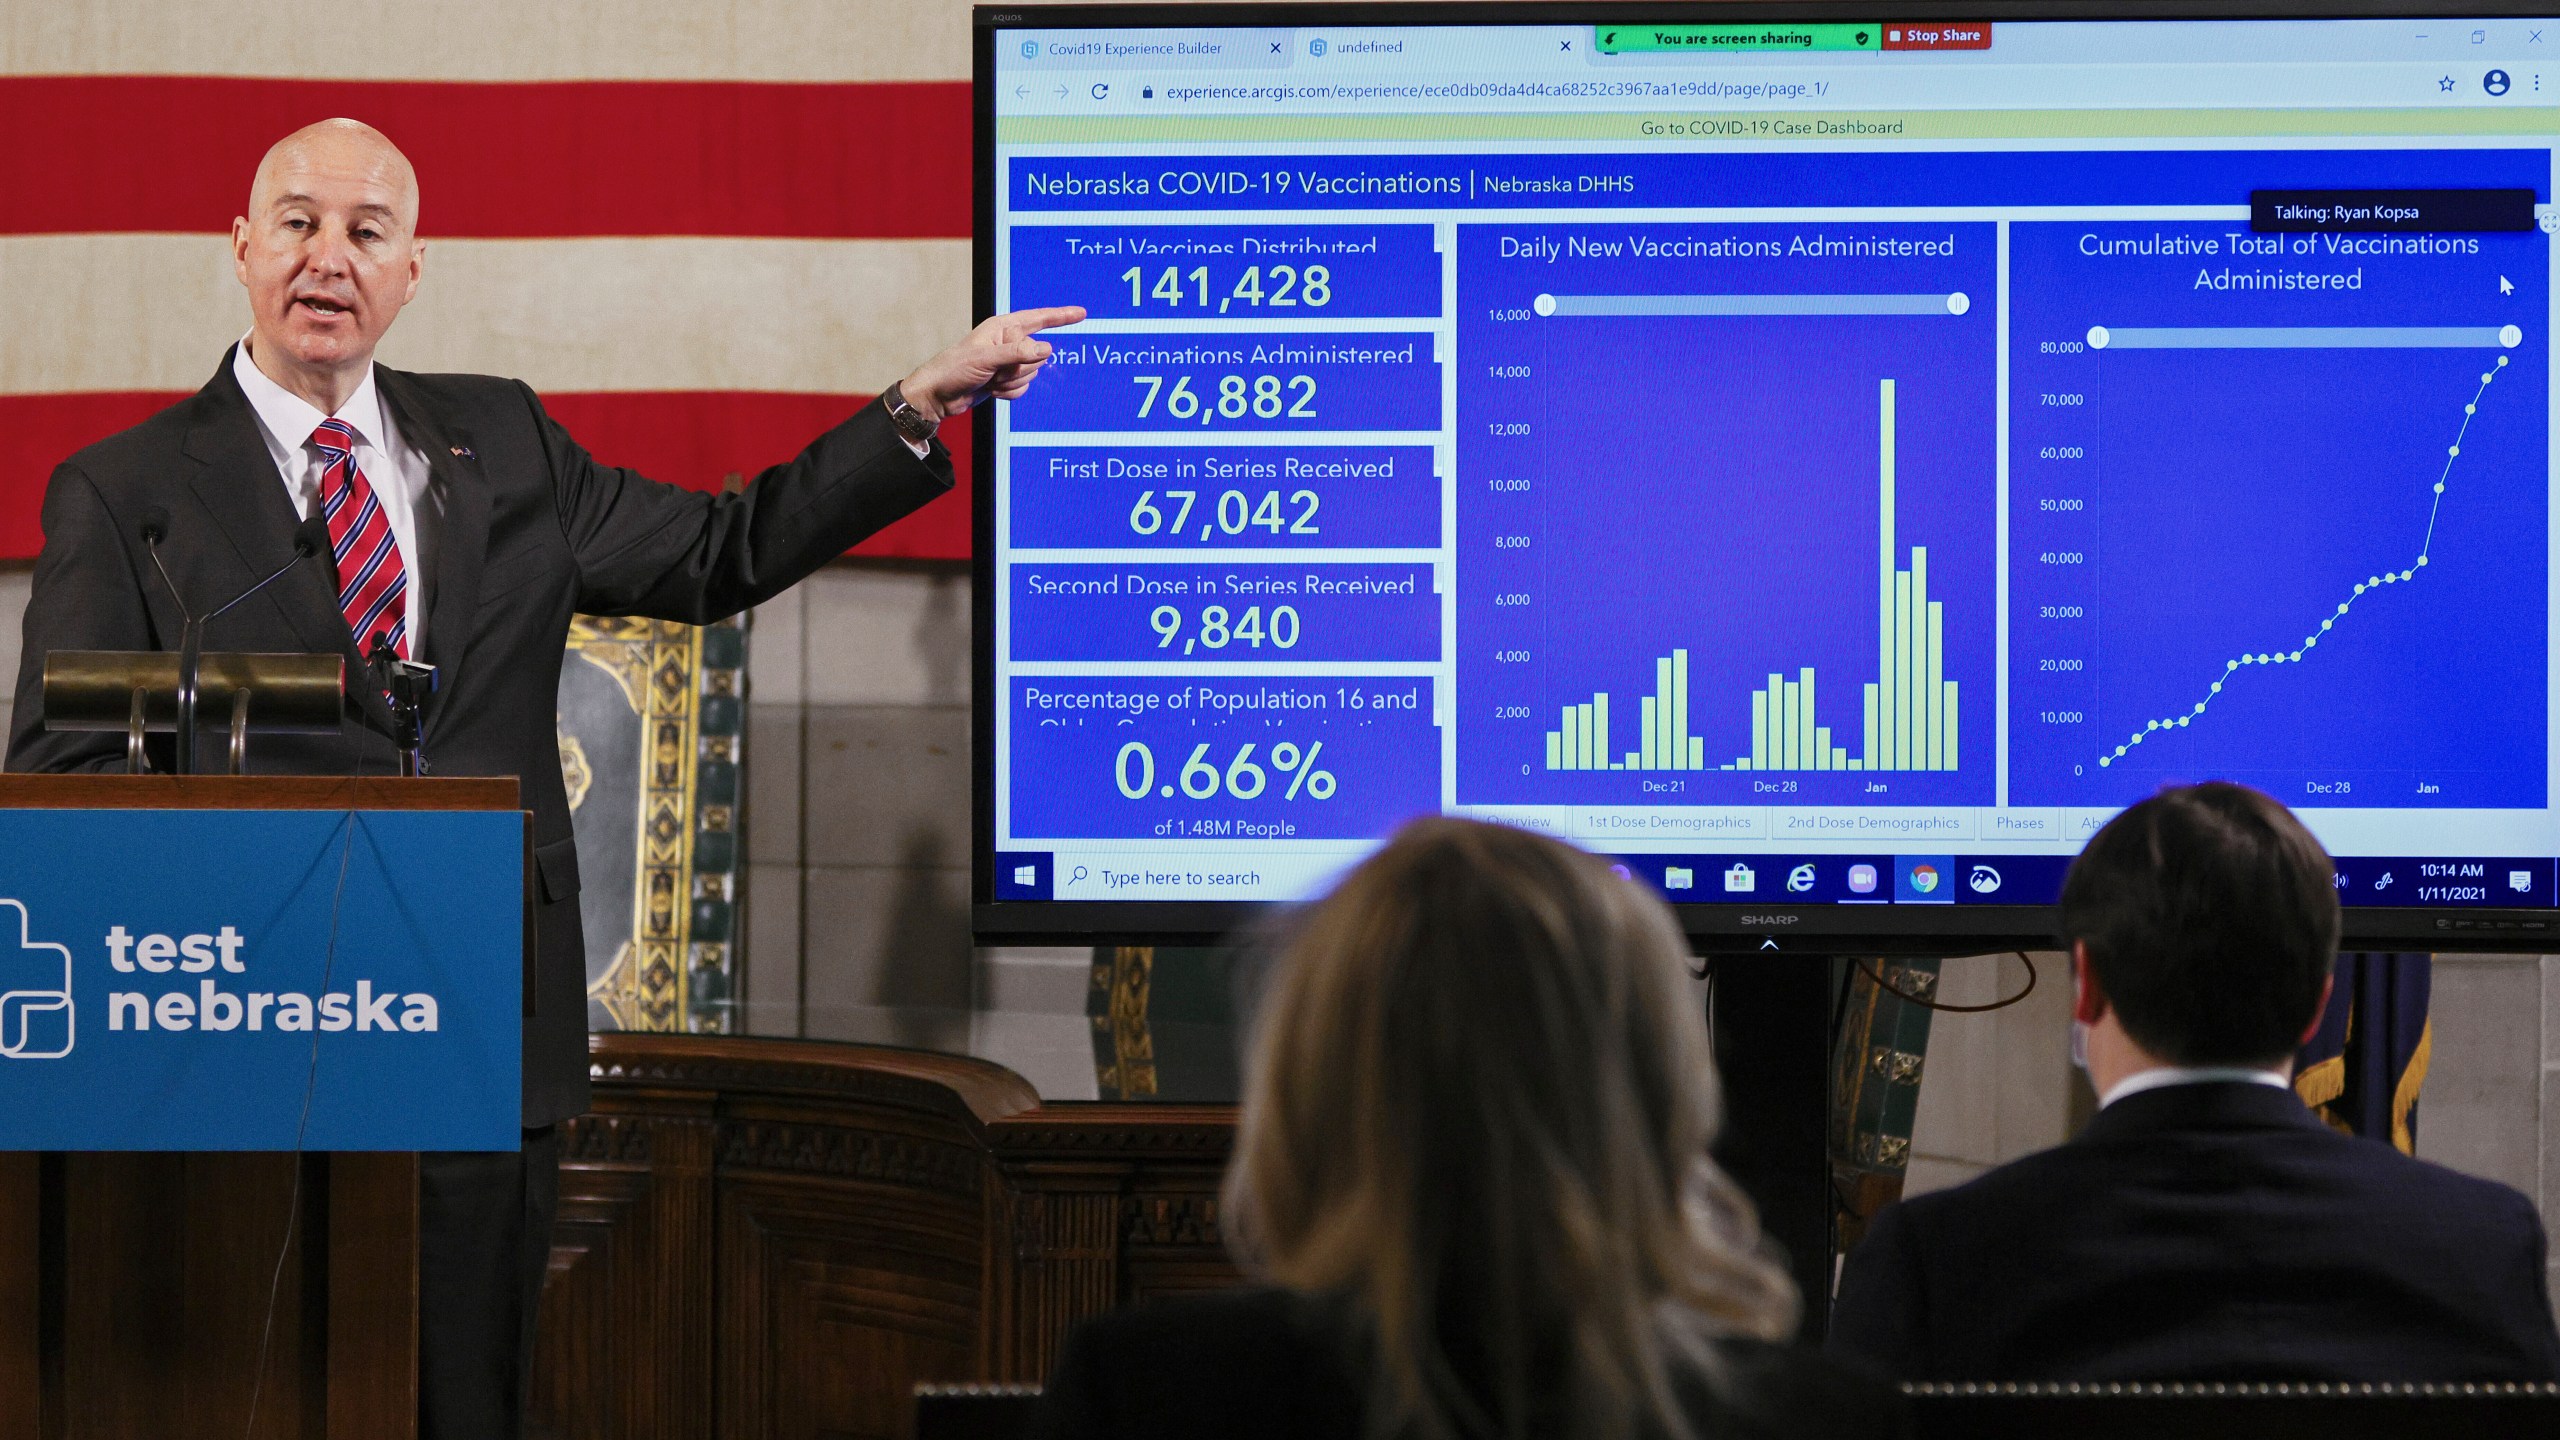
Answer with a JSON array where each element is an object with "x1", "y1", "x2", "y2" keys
[{"x1": 1132, "y1": 374, "x2": 1317, "y2": 423}]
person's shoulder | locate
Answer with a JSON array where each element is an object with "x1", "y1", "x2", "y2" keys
[
  {"x1": 2314, "y1": 1128, "x2": 2542, "y2": 1222},
  {"x1": 1697, "y1": 1338, "x2": 1910, "y2": 1440},
  {"x1": 56, "y1": 387, "x2": 223, "y2": 482},
  {"x1": 376, "y1": 367, "x2": 534, "y2": 417}
]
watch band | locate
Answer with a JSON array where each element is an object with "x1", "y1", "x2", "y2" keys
[{"x1": 882, "y1": 382, "x2": 939, "y2": 446}]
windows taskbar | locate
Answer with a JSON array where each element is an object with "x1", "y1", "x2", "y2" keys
[{"x1": 1606, "y1": 853, "x2": 2559, "y2": 909}]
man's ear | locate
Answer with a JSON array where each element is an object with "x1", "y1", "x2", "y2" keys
[
  {"x1": 2071, "y1": 940, "x2": 2109, "y2": 1026},
  {"x1": 2296, "y1": 970, "x2": 2336, "y2": 1049},
  {"x1": 231, "y1": 216, "x2": 252, "y2": 286}
]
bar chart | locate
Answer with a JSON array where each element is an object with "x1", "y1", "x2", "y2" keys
[
  {"x1": 1459, "y1": 222, "x2": 1996, "y2": 809},
  {"x1": 1540, "y1": 380, "x2": 1961, "y2": 774}
]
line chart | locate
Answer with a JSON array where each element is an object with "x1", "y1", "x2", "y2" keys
[{"x1": 2097, "y1": 356, "x2": 2509, "y2": 769}]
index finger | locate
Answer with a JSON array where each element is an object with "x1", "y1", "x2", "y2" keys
[{"x1": 1001, "y1": 305, "x2": 1088, "y2": 337}]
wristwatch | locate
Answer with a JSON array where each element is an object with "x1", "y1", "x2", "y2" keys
[{"x1": 881, "y1": 382, "x2": 940, "y2": 446}]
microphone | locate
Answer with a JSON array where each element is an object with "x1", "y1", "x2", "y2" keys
[
  {"x1": 205, "y1": 515, "x2": 333, "y2": 624},
  {"x1": 133, "y1": 509, "x2": 336, "y2": 774}
]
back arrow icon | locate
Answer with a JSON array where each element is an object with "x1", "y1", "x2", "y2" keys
[{"x1": 1014, "y1": 85, "x2": 1028, "y2": 99}]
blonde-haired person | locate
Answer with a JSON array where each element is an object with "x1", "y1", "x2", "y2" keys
[{"x1": 1031, "y1": 818, "x2": 1905, "y2": 1440}]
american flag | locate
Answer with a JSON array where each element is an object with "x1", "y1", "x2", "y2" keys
[{"x1": 0, "y1": 0, "x2": 978, "y2": 559}]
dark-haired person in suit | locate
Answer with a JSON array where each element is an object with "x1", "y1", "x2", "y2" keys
[
  {"x1": 5, "y1": 118, "x2": 1081, "y2": 1438},
  {"x1": 1830, "y1": 782, "x2": 2560, "y2": 1382},
  {"x1": 1033, "y1": 817, "x2": 1906, "y2": 1440}
]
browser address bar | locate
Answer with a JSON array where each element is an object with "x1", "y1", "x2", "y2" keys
[{"x1": 1155, "y1": 76, "x2": 1840, "y2": 105}]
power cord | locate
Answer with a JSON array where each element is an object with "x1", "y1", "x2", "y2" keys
[
  {"x1": 1855, "y1": 951, "x2": 2039, "y2": 1014},
  {"x1": 244, "y1": 758, "x2": 369, "y2": 1438}
]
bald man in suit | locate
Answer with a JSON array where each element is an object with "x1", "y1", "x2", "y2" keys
[{"x1": 8, "y1": 118, "x2": 1081, "y2": 1437}]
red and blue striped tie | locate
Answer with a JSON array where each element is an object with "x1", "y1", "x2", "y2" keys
[{"x1": 312, "y1": 417, "x2": 409, "y2": 661}]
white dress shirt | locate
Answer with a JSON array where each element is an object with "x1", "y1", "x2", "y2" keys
[
  {"x1": 232, "y1": 339, "x2": 442, "y2": 657},
  {"x1": 2099, "y1": 1064, "x2": 2292, "y2": 1110}
]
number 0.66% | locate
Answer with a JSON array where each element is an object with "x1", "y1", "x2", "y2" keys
[{"x1": 1114, "y1": 741, "x2": 1338, "y2": 801}]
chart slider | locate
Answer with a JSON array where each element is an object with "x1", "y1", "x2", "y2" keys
[
  {"x1": 1535, "y1": 292, "x2": 1970, "y2": 317},
  {"x1": 2088, "y1": 324, "x2": 2524, "y2": 350}
]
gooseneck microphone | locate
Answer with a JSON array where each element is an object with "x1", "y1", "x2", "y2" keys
[{"x1": 135, "y1": 509, "x2": 334, "y2": 774}]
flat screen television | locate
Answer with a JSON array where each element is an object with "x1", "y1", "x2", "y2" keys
[{"x1": 972, "y1": 1, "x2": 2560, "y2": 952}]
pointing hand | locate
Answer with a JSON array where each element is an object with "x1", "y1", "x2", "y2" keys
[{"x1": 896, "y1": 306, "x2": 1087, "y2": 427}]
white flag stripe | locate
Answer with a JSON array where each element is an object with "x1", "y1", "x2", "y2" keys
[
  {"x1": 0, "y1": 233, "x2": 967, "y2": 397},
  {"x1": 5, "y1": 0, "x2": 991, "y2": 83}
]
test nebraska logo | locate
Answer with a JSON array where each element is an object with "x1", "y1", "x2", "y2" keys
[{"x1": 0, "y1": 899, "x2": 73, "y2": 1060}]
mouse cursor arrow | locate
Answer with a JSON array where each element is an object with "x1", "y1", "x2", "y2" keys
[{"x1": 2501, "y1": 275, "x2": 2516, "y2": 295}]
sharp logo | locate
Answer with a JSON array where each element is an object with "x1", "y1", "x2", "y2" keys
[
  {"x1": 1738, "y1": 914, "x2": 1801, "y2": 925},
  {"x1": 0, "y1": 899, "x2": 75, "y2": 1060}
]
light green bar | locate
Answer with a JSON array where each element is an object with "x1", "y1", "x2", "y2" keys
[
  {"x1": 1914, "y1": 543, "x2": 1925, "y2": 768},
  {"x1": 1927, "y1": 598, "x2": 1945, "y2": 770},
  {"x1": 1655, "y1": 656, "x2": 1674, "y2": 765},
  {"x1": 1674, "y1": 650, "x2": 1691, "y2": 772},
  {"x1": 1863, "y1": 682, "x2": 1879, "y2": 773},
  {"x1": 1751, "y1": 689, "x2": 1767, "y2": 770},
  {"x1": 1816, "y1": 725, "x2": 1834, "y2": 773},
  {"x1": 996, "y1": 107, "x2": 2560, "y2": 145},
  {"x1": 1545, "y1": 729, "x2": 1561, "y2": 771},
  {"x1": 1594, "y1": 692, "x2": 1611, "y2": 771},
  {"x1": 1689, "y1": 736, "x2": 1704, "y2": 769},
  {"x1": 1876, "y1": 379, "x2": 1896, "y2": 773},
  {"x1": 1781, "y1": 676, "x2": 1802, "y2": 768},
  {"x1": 1945, "y1": 680, "x2": 1959, "y2": 771},
  {"x1": 1642, "y1": 694, "x2": 1660, "y2": 770},
  {"x1": 1893, "y1": 570, "x2": 1911, "y2": 770},
  {"x1": 1799, "y1": 667, "x2": 1818, "y2": 773}
]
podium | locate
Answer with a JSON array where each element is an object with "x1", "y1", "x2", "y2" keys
[{"x1": 0, "y1": 775, "x2": 526, "y2": 1439}]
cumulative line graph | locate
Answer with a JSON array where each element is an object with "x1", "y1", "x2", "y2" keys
[
  {"x1": 2008, "y1": 218, "x2": 2547, "y2": 809},
  {"x1": 2098, "y1": 358, "x2": 2507, "y2": 768}
]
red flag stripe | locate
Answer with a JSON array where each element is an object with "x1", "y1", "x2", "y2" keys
[
  {"x1": 0, "y1": 391, "x2": 973, "y2": 561},
  {"x1": 0, "y1": 76, "x2": 971, "y2": 240}
]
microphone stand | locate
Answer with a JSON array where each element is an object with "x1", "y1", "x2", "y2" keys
[{"x1": 141, "y1": 516, "x2": 329, "y2": 775}]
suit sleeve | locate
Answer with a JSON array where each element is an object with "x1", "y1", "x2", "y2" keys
[
  {"x1": 2507, "y1": 1190, "x2": 2560, "y2": 1380},
  {"x1": 1826, "y1": 1200, "x2": 1931, "y2": 1380},
  {"x1": 7, "y1": 463, "x2": 160, "y2": 774},
  {"x1": 522, "y1": 382, "x2": 956, "y2": 623}
]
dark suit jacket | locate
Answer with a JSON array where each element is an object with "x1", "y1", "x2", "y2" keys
[
  {"x1": 1828, "y1": 1081, "x2": 2560, "y2": 1382},
  {"x1": 6, "y1": 350, "x2": 950, "y2": 1125},
  {"x1": 1031, "y1": 1287, "x2": 1909, "y2": 1440}
]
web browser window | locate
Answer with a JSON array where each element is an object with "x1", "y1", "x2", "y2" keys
[{"x1": 982, "y1": 14, "x2": 2560, "y2": 928}]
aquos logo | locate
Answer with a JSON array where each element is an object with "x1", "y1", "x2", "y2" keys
[{"x1": 0, "y1": 898, "x2": 447, "y2": 1061}]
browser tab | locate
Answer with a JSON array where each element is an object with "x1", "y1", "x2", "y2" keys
[{"x1": 1008, "y1": 29, "x2": 1297, "y2": 70}]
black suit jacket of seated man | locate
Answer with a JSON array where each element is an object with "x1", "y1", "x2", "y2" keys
[{"x1": 1828, "y1": 1079, "x2": 2560, "y2": 1382}]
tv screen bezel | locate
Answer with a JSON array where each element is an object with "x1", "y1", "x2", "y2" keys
[{"x1": 970, "y1": 0, "x2": 2560, "y2": 952}]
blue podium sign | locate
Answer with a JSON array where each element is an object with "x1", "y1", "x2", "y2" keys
[{"x1": 0, "y1": 808, "x2": 522, "y2": 1150}]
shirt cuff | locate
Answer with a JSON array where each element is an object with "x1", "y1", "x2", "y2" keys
[{"x1": 899, "y1": 432, "x2": 932, "y2": 460}]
